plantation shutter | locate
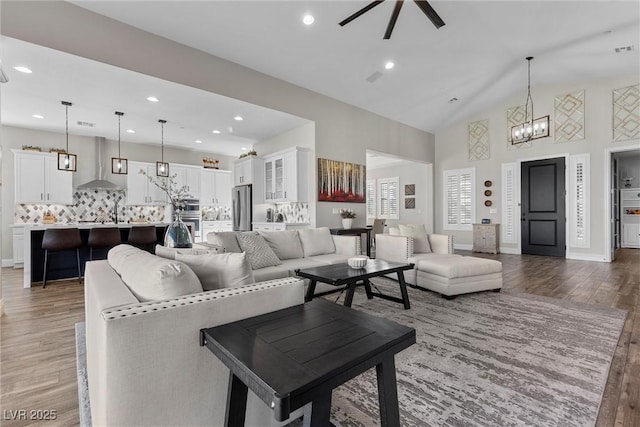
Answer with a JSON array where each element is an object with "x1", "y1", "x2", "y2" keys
[
  {"x1": 443, "y1": 168, "x2": 475, "y2": 230},
  {"x1": 366, "y1": 179, "x2": 376, "y2": 219},
  {"x1": 501, "y1": 163, "x2": 517, "y2": 243},
  {"x1": 377, "y1": 177, "x2": 399, "y2": 220},
  {"x1": 570, "y1": 154, "x2": 590, "y2": 248}
]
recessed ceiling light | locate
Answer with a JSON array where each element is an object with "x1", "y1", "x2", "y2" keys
[
  {"x1": 303, "y1": 14, "x2": 315, "y2": 25},
  {"x1": 14, "y1": 66, "x2": 32, "y2": 74},
  {"x1": 384, "y1": 61, "x2": 395, "y2": 70},
  {"x1": 147, "y1": 96, "x2": 159, "y2": 102},
  {"x1": 32, "y1": 114, "x2": 44, "y2": 119},
  {"x1": 241, "y1": 147, "x2": 248, "y2": 151},
  {"x1": 212, "y1": 130, "x2": 221, "y2": 134},
  {"x1": 195, "y1": 140, "x2": 202, "y2": 144},
  {"x1": 234, "y1": 116, "x2": 243, "y2": 121},
  {"x1": 126, "y1": 129, "x2": 135, "y2": 134}
]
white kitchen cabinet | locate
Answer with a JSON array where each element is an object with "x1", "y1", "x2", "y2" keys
[
  {"x1": 201, "y1": 169, "x2": 232, "y2": 206},
  {"x1": 252, "y1": 222, "x2": 310, "y2": 231},
  {"x1": 262, "y1": 147, "x2": 309, "y2": 202},
  {"x1": 202, "y1": 220, "x2": 233, "y2": 239},
  {"x1": 13, "y1": 150, "x2": 73, "y2": 204},
  {"x1": 171, "y1": 164, "x2": 201, "y2": 198},
  {"x1": 127, "y1": 161, "x2": 168, "y2": 205},
  {"x1": 13, "y1": 226, "x2": 25, "y2": 268},
  {"x1": 621, "y1": 188, "x2": 640, "y2": 248},
  {"x1": 233, "y1": 156, "x2": 261, "y2": 186}
]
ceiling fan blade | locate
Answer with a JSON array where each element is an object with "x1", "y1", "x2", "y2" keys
[
  {"x1": 414, "y1": 0, "x2": 445, "y2": 28},
  {"x1": 339, "y1": 0, "x2": 385, "y2": 27},
  {"x1": 384, "y1": 0, "x2": 404, "y2": 39}
]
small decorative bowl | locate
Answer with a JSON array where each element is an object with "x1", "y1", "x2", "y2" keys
[{"x1": 347, "y1": 256, "x2": 369, "y2": 269}]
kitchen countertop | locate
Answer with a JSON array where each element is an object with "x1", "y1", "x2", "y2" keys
[
  {"x1": 15, "y1": 222, "x2": 170, "y2": 229},
  {"x1": 252, "y1": 222, "x2": 310, "y2": 225}
]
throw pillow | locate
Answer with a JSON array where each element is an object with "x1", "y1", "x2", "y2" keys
[
  {"x1": 258, "y1": 230, "x2": 304, "y2": 260},
  {"x1": 175, "y1": 252, "x2": 255, "y2": 291},
  {"x1": 297, "y1": 227, "x2": 336, "y2": 257},
  {"x1": 206, "y1": 231, "x2": 242, "y2": 253},
  {"x1": 154, "y1": 245, "x2": 215, "y2": 260},
  {"x1": 112, "y1": 247, "x2": 203, "y2": 302},
  {"x1": 236, "y1": 232, "x2": 283, "y2": 269},
  {"x1": 107, "y1": 244, "x2": 140, "y2": 272},
  {"x1": 398, "y1": 224, "x2": 432, "y2": 253}
]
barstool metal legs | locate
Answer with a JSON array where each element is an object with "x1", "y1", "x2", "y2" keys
[
  {"x1": 43, "y1": 249, "x2": 49, "y2": 289},
  {"x1": 77, "y1": 248, "x2": 82, "y2": 281}
]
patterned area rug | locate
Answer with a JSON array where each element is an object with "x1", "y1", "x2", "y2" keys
[{"x1": 327, "y1": 278, "x2": 627, "y2": 427}]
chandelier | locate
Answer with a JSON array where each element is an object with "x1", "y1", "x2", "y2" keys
[{"x1": 511, "y1": 57, "x2": 549, "y2": 144}]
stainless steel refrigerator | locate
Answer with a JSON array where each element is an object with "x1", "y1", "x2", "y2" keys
[{"x1": 232, "y1": 184, "x2": 252, "y2": 231}]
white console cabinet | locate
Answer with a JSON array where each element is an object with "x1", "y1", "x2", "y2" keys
[{"x1": 13, "y1": 150, "x2": 73, "y2": 204}]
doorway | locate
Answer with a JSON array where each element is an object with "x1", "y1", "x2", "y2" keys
[{"x1": 521, "y1": 157, "x2": 566, "y2": 257}]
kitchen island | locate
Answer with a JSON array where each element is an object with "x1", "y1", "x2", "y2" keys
[{"x1": 19, "y1": 222, "x2": 178, "y2": 288}]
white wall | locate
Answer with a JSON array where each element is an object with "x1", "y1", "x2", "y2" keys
[
  {"x1": 367, "y1": 162, "x2": 433, "y2": 232},
  {"x1": 1, "y1": 1, "x2": 435, "y2": 229},
  {"x1": 435, "y1": 75, "x2": 639, "y2": 260},
  {"x1": 0, "y1": 125, "x2": 234, "y2": 260}
]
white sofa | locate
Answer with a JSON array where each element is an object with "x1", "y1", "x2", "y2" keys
[
  {"x1": 376, "y1": 227, "x2": 502, "y2": 298},
  {"x1": 84, "y1": 245, "x2": 307, "y2": 426},
  {"x1": 204, "y1": 227, "x2": 360, "y2": 283}
]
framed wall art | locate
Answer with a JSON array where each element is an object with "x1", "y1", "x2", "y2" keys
[{"x1": 318, "y1": 158, "x2": 366, "y2": 203}]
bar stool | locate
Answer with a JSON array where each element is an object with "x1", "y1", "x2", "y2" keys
[
  {"x1": 88, "y1": 227, "x2": 122, "y2": 260},
  {"x1": 42, "y1": 228, "x2": 82, "y2": 289},
  {"x1": 127, "y1": 226, "x2": 157, "y2": 252}
]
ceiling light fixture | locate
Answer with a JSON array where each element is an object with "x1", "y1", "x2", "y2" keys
[
  {"x1": 234, "y1": 116, "x2": 243, "y2": 121},
  {"x1": 32, "y1": 114, "x2": 44, "y2": 119},
  {"x1": 195, "y1": 140, "x2": 202, "y2": 144},
  {"x1": 212, "y1": 130, "x2": 221, "y2": 134},
  {"x1": 13, "y1": 66, "x2": 32, "y2": 74},
  {"x1": 384, "y1": 61, "x2": 395, "y2": 70},
  {"x1": 510, "y1": 57, "x2": 549, "y2": 145},
  {"x1": 126, "y1": 129, "x2": 135, "y2": 134},
  {"x1": 147, "y1": 96, "x2": 159, "y2": 103},
  {"x1": 156, "y1": 119, "x2": 169, "y2": 177},
  {"x1": 57, "y1": 101, "x2": 77, "y2": 172},
  {"x1": 111, "y1": 111, "x2": 128, "y2": 175},
  {"x1": 303, "y1": 14, "x2": 315, "y2": 25}
]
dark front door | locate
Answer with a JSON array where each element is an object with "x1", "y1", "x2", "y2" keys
[{"x1": 521, "y1": 158, "x2": 566, "y2": 257}]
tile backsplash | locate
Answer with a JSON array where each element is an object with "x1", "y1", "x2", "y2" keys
[
  {"x1": 14, "y1": 190, "x2": 166, "y2": 224},
  {"x1": 275, "y1": 202, "x2": 310, "y2": 223}
]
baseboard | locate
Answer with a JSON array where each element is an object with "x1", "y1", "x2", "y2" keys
[
  {"x1": 566, "y1": 253, "x2": 608, "y2": 263},
  {"x1": 499, "y1": 247, "x2": 520, "y2": 254},
  {"x1": 453, "y1": 243, "x2": 473, "y2": 251},
  {"x1": 1, "y1": 259, "x2": 14, "y2": 268}
]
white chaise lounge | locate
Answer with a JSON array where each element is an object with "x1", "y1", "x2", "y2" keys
[{"x1": 375, "y1": 225, "x2": 502, "y2": 299}]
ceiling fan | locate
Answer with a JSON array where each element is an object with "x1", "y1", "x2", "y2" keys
[{"x1": 339, "y1": 0, "x2": 445, "y2": 40}]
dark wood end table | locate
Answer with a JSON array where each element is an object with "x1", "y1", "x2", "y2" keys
[
  {"x1": 330, "y1": 227, "x2": 373, "y2": 257},
  {"x1": 296, "y1": 259, "x2": 414, "y2": 309},
  {"x1": 200, "y1": 299, "x2": 416, "y2": 426}
]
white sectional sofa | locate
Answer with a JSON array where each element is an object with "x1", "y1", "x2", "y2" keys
[
  {"x1": 84, "y1": 244, "x2": 308, "y2": 426},
  {"x1": 204, "y1": 227, "x2": 361, "y2": 282},
  {"x1": 376, "y1": 226, "x2": 502, "y2": 298}
]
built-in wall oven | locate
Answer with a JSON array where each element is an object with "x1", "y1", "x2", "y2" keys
[{"x1": 179, "y1": 198, "x2": 201, "y2": 238}]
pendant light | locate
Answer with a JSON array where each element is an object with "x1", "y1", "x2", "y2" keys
[
  {"x1": 156, "y1": 119, "x2": 169, "y2": 177},
  {"x1": 57, "y1": 101, "x2": 77, "y2": 171},
  {"x1": 111, "y1": 111, "x2": 128, "y2": 174},
  {"x1": 510, "y1": 57, "x2": 550, "y2": 145}
]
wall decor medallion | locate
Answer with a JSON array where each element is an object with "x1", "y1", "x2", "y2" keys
[
  {"x1": 484, "y1": 189, "x2": 492, "y2": 197},
  {"x1": 484, "y1": 180, "x2": 492, "y2": 187},
  {"x1": 317, "y1": 158, "x2": 366, "y2": 203},
  {"x1": 484, "y1": 200, "x2": 493, "y2": 207},
  {"x1": 554, "y1": 90, "x2": 585, "y2": 143},
  {"x1": 468, "y1": 119, "x2": 490, "y2": 160},
  {"x1": 613, "y1": 84, "x2": 640, "y2": 142},
  {"x1": 405, "y1": 184, "x2": 415, "y2": 196}
]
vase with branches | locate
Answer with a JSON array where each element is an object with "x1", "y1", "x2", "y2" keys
[{"x1": 139, "y1": 170, "x2": 193, "y2": 248}]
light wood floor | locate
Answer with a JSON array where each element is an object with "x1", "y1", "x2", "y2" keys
[{"x1": 1, "y1": 250, "x2": 638, "y2": 427}]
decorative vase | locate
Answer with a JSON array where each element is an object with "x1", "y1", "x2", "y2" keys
[
  {"x1": 164, "y1": 213, "x2": 193, "y2": 248},
  {"x1": 342, "y1": 218, "x2": 353, "y2": 229}
]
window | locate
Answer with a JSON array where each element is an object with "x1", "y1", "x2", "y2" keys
[
  {"x1": 570, "y1": 153, "x2": 590, "y2": 248},
  {"x1": 366, "y1": 179, "x2": 376, "y2": 219},
  {"x1": 443, "y1": 168, "x2": 475, "y2": 230},
  {"x1": 377, "y1": 177, "x2": 399, "y2": 220}
]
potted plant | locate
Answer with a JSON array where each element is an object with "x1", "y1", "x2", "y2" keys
[{"x1": 340, "y1": 209, "x2": 356, "y2": 229}]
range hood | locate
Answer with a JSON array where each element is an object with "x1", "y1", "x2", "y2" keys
[{"x1": 76, "y1": 137, "x2": 123, "y2": 191}]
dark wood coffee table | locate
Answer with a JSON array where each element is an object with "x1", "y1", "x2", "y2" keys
[
  {"x1": 296, "y1": 259, "x2": 414, "y2": 309},
  {"x1": 200, "y1": 298, "x2": 416, "y2": 426}
]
